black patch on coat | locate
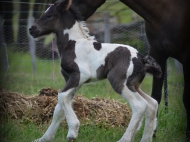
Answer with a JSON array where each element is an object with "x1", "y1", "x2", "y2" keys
[
  {"x1": 127, "y1": 53, "x2": 146, "y2": 92},
  {"x1": 61, "y1": 69, "x2": 69, "y2": 82},
  {"x1": 56, "y1": 35, "x2": 80, "y2": 92},
  {"x1": 96, "y1": 46, "x2": 131, "y2": 94},
  {"x1": 93, "y1": 42, "x2": 102, "y2": 50},
  {"x1": 61, "y1": 40, "x2": 80, "y2": 92}
]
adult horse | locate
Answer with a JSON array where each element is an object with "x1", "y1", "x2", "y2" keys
[{"x1": 71, "y1": 0, "x2": 190, "y2": 140}]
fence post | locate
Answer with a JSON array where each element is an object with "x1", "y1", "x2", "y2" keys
[
  {"x1": 28, "y1": 16, "x2": 36, "y2": 74},
  {"x1": 0, "y1": 17, "x2": 9, "y2": 80},
  {"x1": 164, "y1": 62, "x2": 168, "y2": 112},
  {"x1": 104, "y1": 12, "x2": 110, "y2": 43}
]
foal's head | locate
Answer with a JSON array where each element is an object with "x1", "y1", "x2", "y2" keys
[{"x1": 29, "y1": 0, "x2": 80, "y2": 38}]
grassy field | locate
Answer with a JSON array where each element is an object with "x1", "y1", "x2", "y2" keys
[{"x1": 0, "y1": 50, "x2": 186, "y2": 142}]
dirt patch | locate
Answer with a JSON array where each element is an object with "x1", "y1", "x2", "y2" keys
[{"x1": 0, "y1": 88, "x2": 131, "y2": 127}]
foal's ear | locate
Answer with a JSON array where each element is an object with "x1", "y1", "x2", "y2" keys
[{"x1": 56, "y1": 0, "x2": 72, "y2": 13}]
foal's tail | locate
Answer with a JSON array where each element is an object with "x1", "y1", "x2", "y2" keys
[{"x1": 143, "y1": 55, "x2": 162, "y2": 78}]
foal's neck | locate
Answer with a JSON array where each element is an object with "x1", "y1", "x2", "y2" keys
[{"x1": 55, "y1": 21, "x2": 94, "y2": 56}]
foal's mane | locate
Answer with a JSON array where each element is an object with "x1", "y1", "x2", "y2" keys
[
  {"x1": 69, "y1": 4, "x2": 95, "y2": 40},
  {"x1": 78, "y1": 21, "x2": 95, "y2": 40}
]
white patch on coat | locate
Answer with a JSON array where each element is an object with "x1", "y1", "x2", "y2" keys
[
  {"x1": 74, "y1": 42, "x2": 120, "y2": 83},
  {"x1": 127, "y1": 59, "x2": 134, "y2": 78}
]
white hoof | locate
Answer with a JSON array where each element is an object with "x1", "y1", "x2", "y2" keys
[
  {"x1": 32, "y1": 138, "x2": 42, "y2": 142},
  {"x1": 66, "y1": 130, "x2": 78, "y2": 142},
  {"x1": 32, "y1": 137, "x2": 52, "y2": 142}
]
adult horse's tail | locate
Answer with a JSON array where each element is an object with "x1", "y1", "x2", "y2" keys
[{"x1": 143, "y1": 55, "x2": 162, "y2": 78}]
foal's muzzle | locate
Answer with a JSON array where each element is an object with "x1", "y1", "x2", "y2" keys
[{"x1": 29, "y1": 25, "x2": 40, "y2": 38}]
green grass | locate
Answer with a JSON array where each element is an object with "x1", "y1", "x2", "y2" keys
[{"x1": 0, "y1": 51, "x2": 186, "y2": 142}]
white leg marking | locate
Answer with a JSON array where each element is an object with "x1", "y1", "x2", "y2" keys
[
  {"x1": 136, "y1": 87, "x2": 158, "y2": 142},
  {"x1": 118, "y1": 85, "x2": 148, "y2": 142},
  {"x1": 33, "y1": 88, "x2": 81, "y2": 142},
  {"x1": 58, "y1": 89, "x2": 80, "y2": 141},
  {"x1": 136, "y1": 115, "x2": 144, "y2": 131},
  {"x1": 33, "y1": 103, "x2": 65, "y2": 142}
]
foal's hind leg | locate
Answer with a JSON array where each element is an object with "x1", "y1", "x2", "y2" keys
[
  {"x1": 136, "y1": 85, "x2": 158, "y2": 142},
  {"x1": 107, "y1": 72, "x2": 147, "y2": 142},
  {"x1": 118, "y1": 85, "x2": 148, "y2": 142}
]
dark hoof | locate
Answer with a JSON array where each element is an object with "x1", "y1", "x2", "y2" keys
[
  {"x1": 68, "y1": 139, "x2": 75, "y2": 142},
  {"x1": 153, "y1": 129, "x2": 157, "y2": 139},
  {"x1": 67, "y1": 137, "x2": 76, "y2": 142}
]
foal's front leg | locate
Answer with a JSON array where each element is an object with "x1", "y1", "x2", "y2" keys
[
  {"x1": 58, "y1": 88, "x2": 80, "y2": 141},
  {"x1": 33, "y1": 102, "x2": 65, "y2": 142},
  {"x1": 33, "y1": 88, "x2": 80, "y2": 142},
  {"x1": 33, "y1": 71, "x2": 82, "y2": 142}
]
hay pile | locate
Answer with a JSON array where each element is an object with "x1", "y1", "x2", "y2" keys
[{"x1": 0, "y1": 88, "x2": 132, "y2": 127}]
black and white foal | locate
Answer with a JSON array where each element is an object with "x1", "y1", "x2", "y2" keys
[{"x1": 29, "y1": 0, "x2": 162, "y2": 141}]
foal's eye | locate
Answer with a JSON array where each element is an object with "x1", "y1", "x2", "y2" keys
[{"x1": 46, "y1": 15, "x2": 52, "y2": 19}]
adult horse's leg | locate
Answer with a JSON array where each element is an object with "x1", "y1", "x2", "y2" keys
[
  {"x1": 148, "y1": 47, "x2": 168, "y2": 137},
  {"x1": 149, "y1": 49, "x2": 167, "y2": 104},
  {"x1": 182, "y1": 54, "x2": 190, "y2": 141}
]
